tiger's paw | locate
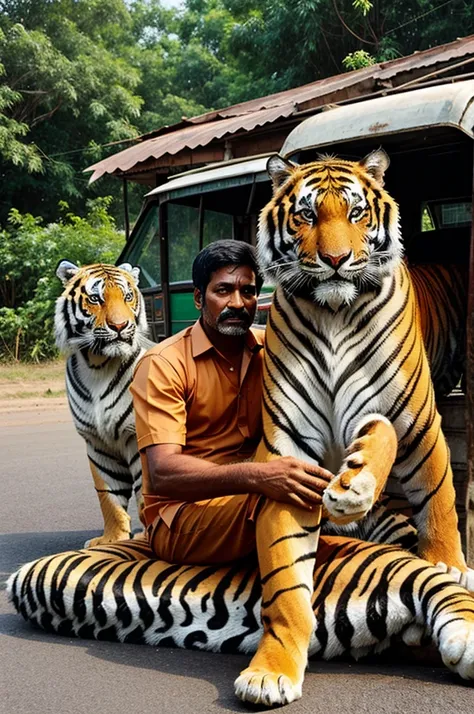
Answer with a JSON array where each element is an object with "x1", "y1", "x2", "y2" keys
[
  {"x1": 323, "y1": 414, "x2": 396, "y2": 525},
  {"x1": 322, "y1": 467, "x2": 377, "y2": 525},
  {"x1": 438, "y1": 620, "x2": 474, "y2": 680},
  {"x1": 84, "y1": 531, "x2": 131, "y2": 548},
  {"x1": 401, "y1": 623, "x2": 426, "y2": 647},
  {"x1": 234, "y1": 669, "x2": 302, "y2": 707},
  {"x1": 435, "y1": 562, "x2": 474, "y2": 593}
]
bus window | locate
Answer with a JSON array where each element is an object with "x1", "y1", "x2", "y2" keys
[
  {"x1": 123, "y1": 207, "x2": 161, "y2": 288},
  {"x1": 168, "y1": 203, "x2": 200, "y2": 282},
  {"x1": 203, "y1": 210, "x2": 233, "y2": 247}
]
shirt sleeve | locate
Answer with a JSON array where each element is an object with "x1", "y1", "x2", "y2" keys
[{"x1": 130, "y1": 352, "x2": 187, "y2": 451}]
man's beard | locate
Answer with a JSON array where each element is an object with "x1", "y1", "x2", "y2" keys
[{"x1": 216, "y1": 307, "x2": 252, "y2": 336}]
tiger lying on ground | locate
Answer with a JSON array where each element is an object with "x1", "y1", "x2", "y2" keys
[
  {"x1": 7, "y1": 534, "x2": 474, "y2": 699},
  {"x1": 55, "y1": 261, "x2": 154, "y2": 546}
]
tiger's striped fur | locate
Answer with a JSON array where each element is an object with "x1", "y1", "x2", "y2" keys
[
  {"x1": 256, "y1": 149, "x2": 469, "y2": 582},
  {"x1": 55, "y1": 261, "x2": 154, "y2": 547},
  {"x1": 410, "y1": 263, "x2": 466, "y2": 399},
  {"x1": 9, "y1": 169, "x2": 470, "y2": 706},
  {"x1": 7, "y1": 535, "x2": 474, "y2": 681}
]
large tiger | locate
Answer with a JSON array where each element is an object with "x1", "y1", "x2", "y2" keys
[
  {"x1": 256, "y1": 149, "x2": 471, "y2": 578},
  {"x1": 55, "y1": 261, "x2": 154, "y2": 546}
]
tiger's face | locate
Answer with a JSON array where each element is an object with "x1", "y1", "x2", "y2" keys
[
  {"x1": 55, "y1": 262, "x2": 148, "y2": 358},
  {"x1": 258, "y1": 149, "x2": 402, "y2": 310}
]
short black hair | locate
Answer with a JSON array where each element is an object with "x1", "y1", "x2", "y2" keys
[{"x1": 192, "y1": 240, "x2": 263, "y2": 296}]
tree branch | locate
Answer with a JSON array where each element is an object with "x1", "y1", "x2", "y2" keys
[
  {"x1": 30, "y1": 100, "x2": 63, "y2": 128},
  {"x1": 320, "y1": 26, "x2": 342, "y2": 74},
  {"x1": 331, "y1": 0, "x2": 376, "y2": 45}
]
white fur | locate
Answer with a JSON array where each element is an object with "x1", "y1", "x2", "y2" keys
[
  {"x1": 234, "y1": 673, "x2": 301, "y2": 706},
  {"x1": 54, "y1": 264, "x2": 154, "y2": 544},
  {"x1": 323, "y1": 470, "x2": 377, "y2": 520},
  {"x1": 438, "y1": 621, "x2": 474, "y2": 679}
]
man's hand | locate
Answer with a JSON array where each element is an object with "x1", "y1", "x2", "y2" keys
[
  {"x1": 254, "y1": 457, "x2": 334, "y2": 511},
  {"x1": 145, "y1": 445, "x2": 333, "y2": 510}
]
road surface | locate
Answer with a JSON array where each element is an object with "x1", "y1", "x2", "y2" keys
[{"x1": 1, "y1": 401, "x2": 473, "y2": 714}]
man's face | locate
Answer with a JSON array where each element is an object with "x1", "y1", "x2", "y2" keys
[{"x1": 196, "y1": 264, "x2": 258, "y2": 336}]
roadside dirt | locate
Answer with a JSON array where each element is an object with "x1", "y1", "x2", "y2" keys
[{"x1": 1, "y1": 397, "x2": 70, "y2": 426}]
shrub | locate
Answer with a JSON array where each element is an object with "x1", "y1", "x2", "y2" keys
[{"x1": 0, "y1": 198, "x2": 125, "y2": 361}]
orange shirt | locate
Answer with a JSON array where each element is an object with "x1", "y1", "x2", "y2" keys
[{"x1": 130, "y1": 320, "x2": 265, "y2": 526}]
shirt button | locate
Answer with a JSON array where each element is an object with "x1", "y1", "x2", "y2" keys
[{"x1": 229, "y1": 366, "x2": 234, "y2": 371}]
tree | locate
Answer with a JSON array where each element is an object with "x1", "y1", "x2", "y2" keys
[
  {"x1": 223, "y1": 0, "x2": 474, "y2": 88},
  {"x1": 0, "y1": 2, "x2": 143, "y2": 224},
  {"x1": 0, "y1": 0, "x2": 473, "y2": 230}
]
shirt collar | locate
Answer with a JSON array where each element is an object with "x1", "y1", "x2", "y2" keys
[{"x1": 191, "y1": 319, "x2": 263, "y2": 358}]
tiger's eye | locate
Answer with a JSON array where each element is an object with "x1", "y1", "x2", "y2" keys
[
  {"x1": 300, "y1": 208, "x2": 314, "y2": 222},
  {"x1": 350, "y1": 206, "x2": 364, "y2": 220}
]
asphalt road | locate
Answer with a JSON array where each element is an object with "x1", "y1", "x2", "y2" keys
[{"x1": 1, "y1": 403, "x2": 473, "y2": 714}]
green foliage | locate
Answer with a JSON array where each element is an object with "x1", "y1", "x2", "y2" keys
[
  {"x1": 0, "y1": 3, "x2": 143, "y2": 224},
  {"x1": 421, "y1": 207, "x2": 435, "y2": 232},
  {"x1": 352, "y1": 0, "x2": 373, "y2": 16},
  {"x1": 1, "y1": 0, "x2": 474, "y2": 361},
  {"x1": 342, "y1": 49, "x2": 376, "y2": 70},
  {"x1": 223, "y1": 0, "x2": 474, "y2": 88},
  {"x1": 1, "y1": 0, "x2": 473, "y2": 229},
  {"x1": 0, "y1": 198, "x2": 124, "y2": 361}
]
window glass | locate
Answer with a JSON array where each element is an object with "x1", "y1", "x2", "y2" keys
[
  {"x1": 421, "y1": 207, "x2": 434, "y2": 232},
  {"x1": 202, "y1": 210, "x2": 233, "y2": 247},
  {"x1": 422, "y1": 199, "x2": 472, "y2": 231},
  {"x1": 168, "y1": 203, "x2": 199, "y2": 282},
  {"x1": 123, "y1": 206, "x2": 161, "y2": 287},
  {"x1": 441, "y1": 202, "x2": 471, "y2": 227}
]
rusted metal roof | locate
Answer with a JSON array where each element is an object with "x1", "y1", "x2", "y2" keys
[
  {"x1": 85, "y1": 34, "x2": 474, "y2": 184},
  {"x1": 86, "y1": 104, "x2": 294, "y2": 183}
]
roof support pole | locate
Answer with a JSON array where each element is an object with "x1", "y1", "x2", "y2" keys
[
  {"x1": 123, "y1": 178, "x2": 130, "y2": 240},
  {"x1": 159, "y1": 201, "x2": 172, "y2": 338},
  {"x1": 198, "y1": 194, "x2": 204, "y2": 250},
  {"x1": 466, "y1": 155, "x2": 474, "y2": 567}
]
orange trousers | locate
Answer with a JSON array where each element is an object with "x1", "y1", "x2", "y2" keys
[{"x1": 147, "y1": 494, "x2": 263, "y2": 565}]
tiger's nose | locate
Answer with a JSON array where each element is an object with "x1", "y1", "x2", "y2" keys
[
  {"x1": 107, "y1": 319, "x2": 128, "y2": 332},
  {"x1": 319, "y1": 251, "x2": 351, "y2": 269}
]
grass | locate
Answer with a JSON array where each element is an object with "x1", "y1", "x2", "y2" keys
[
  {"x1": 0, "y1": 358, "x2": 65, "y2": 383},
  {"x1": 5, "y1": 389, "x2": 66, "y2": 399},
  {"x1": 0, "y1": 359, "x2": 66, "y2": 400}
]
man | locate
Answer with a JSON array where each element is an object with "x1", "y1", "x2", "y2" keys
[{"x1": 130, "y1": 240, "x2": 333, "y2": 706}]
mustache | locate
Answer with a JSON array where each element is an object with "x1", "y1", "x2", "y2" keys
[{"x1": 217, "y1": 307, "x2": 252, "y2": 324}]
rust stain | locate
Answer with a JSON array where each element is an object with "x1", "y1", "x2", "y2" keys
[{"x1": 369, "y1": 121, "x2": 390, "y2": 132}]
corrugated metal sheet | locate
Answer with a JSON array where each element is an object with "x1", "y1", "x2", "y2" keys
[
  {"x1": 85, "y1": 34, "x2": 474, "y2": 183},
  {"x1": 86, "y1": 104, "x2": 294, "y2": 183}
]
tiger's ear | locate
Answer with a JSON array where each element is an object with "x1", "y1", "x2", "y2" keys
[
  {"x1": 360, "y1": 149, "x2": 390, "y2": 186},
  {"x1": 118, "y1": 263, "x2": 140, "y2": 284},
  {"x1": 267, "y1": 155, "x2": 297, "y2": 191},
  {"x1": 56, "y1": 260, "x2": 79, "y2": 285}
]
